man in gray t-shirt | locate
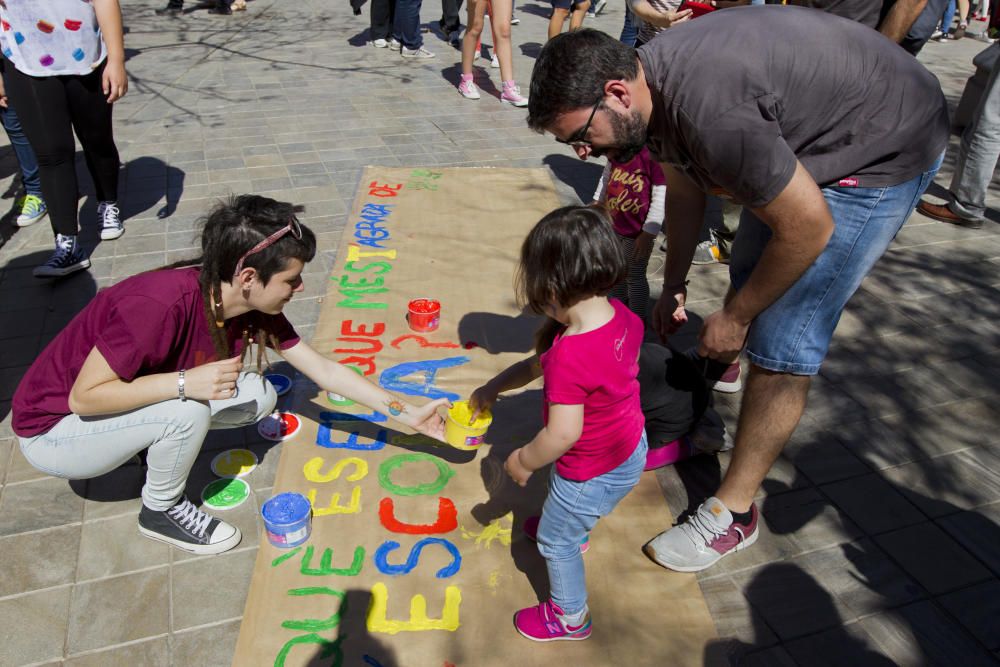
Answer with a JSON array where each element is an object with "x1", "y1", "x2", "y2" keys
[{"x1": 526, "y1": 12, "x2": 947, "y2": 575}]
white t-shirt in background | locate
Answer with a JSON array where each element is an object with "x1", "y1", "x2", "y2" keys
[{"x1": 0, "y1": 0, "x2": 106, "y2": 76}]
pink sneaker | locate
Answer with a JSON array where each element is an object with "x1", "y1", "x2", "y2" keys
[
  {"x1": 686, "y1": 347, "x2": 742, "y2": 393},
  {"x1": 457, "y1": 75, "x2": 480, "y2": 100},
  {"x1": 523, "y1": 516, "x2": 590, "y2": 553},
  {"x1": 514, "y1": 600, "x2": 592, "y2": 642},
  {"x1": 501, "y1": 80, "x2": 528, "y2": 107}
]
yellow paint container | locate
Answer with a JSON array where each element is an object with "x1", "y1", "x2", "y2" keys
[{"x1": 445, "y1": 400, "x2": 492, "y2": 450}]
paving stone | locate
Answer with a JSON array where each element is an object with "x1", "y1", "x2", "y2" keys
[
  {"x1": 881, "y1": 450, "x2": 1000, "y2": 518},
  {"x1": 0, "y1": 477, "x2": 85, "y2": 537},
  {"x1": 936, "y1": 501, "x2": 1000, "y2": 578},
  {"x1": 111, "y1": 252, "x2": 169, "y2": 280},
  {"x1": 5, "y1": 442, "x2": 53, "y2": 485},
  {"x1": 734, "y1": 561, "x2": 847, "y2": 641},
  {"x1": 65, "y1": 567, "x2": 170, "y2": 654},
  {"x1": 80, "y1": 462, "x2": 146, "y2": 522},
  {"x1": 0, "y1": 437, "x2": 12, "y2": 487},
  {"x1": 783, "y1": 620, "x2": 896, "y2": 666},
  {"x1": 111, "y1": 233, "x2": 167, "y2": 257},
  {"x1": 0, "y1": 307, "x2": 45, "y2": 342},
  {"x1": 794, "y1": 539, "x2": 924, "y2": 618},
  {"x1": 171, "y1": 548, "x2": 257, "y2": 630},
  {"x1": 0, "y1": 524, "x2": 81, "y2": 598},
  {"x1": 0, "y1": 335, "x2": 39, "y2": 371},
  {"x1": 171, "y1": 619, "x2": 243, "y2": 666},
  {"x1": 802, "y1": 380, "x2": 870, "y2": 427},
  {"x1": 760, "y1": 487, "x2": 863, "y2": 554},
  {"x1": 874, "y1": 522, "x2": 993, "y2": 595},
  {"x1": 834, "y1": 398, "x2": 998, "y2": 470},
  {"x1": 63, "y1": 636, "x2": 170, "y2": 667},
  {"x1": 782, "y1": 427, "x2": 872, "y2": 485},
  {"x1": 937, "y1": 579, "x2": 1000, "y2": 652},
  {"x1": 0, "y1": 585, "x2": 72, "y2": 666},
  {"x1": 858, "y1": 600, "x2": 997, "y2": 666},
  {"x1": 820, "y1": 473, "x2": 927, "y2": 536},
  {"x1": 834, "y1": 365, "x2": 971, "y2": 420},
  {"x1": 697, "y1": 576, "x2": 777, "y2": 649},
  {"x1": 0, "y1": 364, "x2": 28, "y2": 402},
  {"x1": 76, "y1": 514, "x2": 170, "y2": 582}
]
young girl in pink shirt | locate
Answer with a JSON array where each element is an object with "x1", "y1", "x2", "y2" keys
[{"x1": 470, "y1": 205, "x2": 647, "y2": 642}]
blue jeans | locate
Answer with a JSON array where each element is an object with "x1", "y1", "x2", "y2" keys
[
  {"x1": 1, "y1": 105, "x2": 42, "y2": 196},
  {"x1": 620, "y1": 4, "x2": 637, "y2": 46},
  {"x1": 728, "y1": 155, "x2": 943, "y2": 375},
  {"x1": 941, "y1": 0, "x2": 957, "y2": 32},
  {"x1": 393, "y1": 0, "x2": 424, "y2": 49},
  {"x1": 536, "y1": 431, "x2": 648, "y2": 615}
]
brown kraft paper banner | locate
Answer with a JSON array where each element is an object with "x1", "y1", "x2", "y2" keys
[{"x1": 232, "y1": 167, "x2": 717, "y2": 667}]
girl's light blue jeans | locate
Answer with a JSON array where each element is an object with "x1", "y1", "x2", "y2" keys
[
  {"x1": 536, "y1": 431, "x2": 648, "y2": 615},
  {"x1": 18, "y1": 372, "x2": 276, "y2": 511}
]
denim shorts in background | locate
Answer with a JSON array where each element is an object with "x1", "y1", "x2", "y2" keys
[
  {"x1": 727, "y1": 155, "x2": 943, "y2": 375},
  {"x1": 551, "y1": 0, "x2": 588, "y2": 10}
]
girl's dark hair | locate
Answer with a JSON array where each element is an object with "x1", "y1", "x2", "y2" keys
[
  {"x1": 184, "y1": 195, "x2": 317, "y2": 370},
  {"x1": 516, "y1": 205, "x2": 626, "y2": 319}
]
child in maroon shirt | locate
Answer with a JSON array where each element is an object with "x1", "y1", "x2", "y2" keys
[{"x1": 592, "y1": 146, "x2": 667, "y2": 320}]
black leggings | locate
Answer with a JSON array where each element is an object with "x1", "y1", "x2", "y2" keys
[{"x1": 2, "y1": 59, "x2": 120, "y2": 236}]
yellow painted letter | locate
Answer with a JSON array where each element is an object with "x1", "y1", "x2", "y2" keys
[{"x1": 366, "y1": 582, "x2": 461, "y2": 635}]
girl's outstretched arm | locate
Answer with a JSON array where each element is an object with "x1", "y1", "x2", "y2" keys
[
  {"x1": 505, "y1": 402, "x2": 583, "y2": 486},
  {"x1": 281, "y1": 341, "x2": 448, "y2": 441},
  {"x1": 469, "y1": 354, "x2": 542, "y2": 419}
]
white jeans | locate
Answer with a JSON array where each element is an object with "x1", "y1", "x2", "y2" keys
[{"x1": 18, "y1": 372, "x2": 276, "y2": 511}]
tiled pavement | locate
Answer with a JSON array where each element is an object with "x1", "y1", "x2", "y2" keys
[{"x1": 0, "y1": 1, "x2": 998, "y2": 665}]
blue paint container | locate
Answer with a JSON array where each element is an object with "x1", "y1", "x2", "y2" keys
[{"x1": 261, "y1": 492, "x2": 312, "y2": 548}]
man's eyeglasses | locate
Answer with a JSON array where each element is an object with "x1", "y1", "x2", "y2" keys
[
  {"x1": 555, "y1": 98, "x2": 603, "y2": 149},
  {"x1": 234, "y1": 218, "x2": 303, "y2": 276}
]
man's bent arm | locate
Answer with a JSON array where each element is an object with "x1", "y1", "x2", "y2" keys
[
  {"x1": 661, "y1": 163, "x2": 706, "y2": 289},
  {"x1": 879, "y1": 0, "x2": 928, "y2": 42},
  {"x1": 724, "y1": 161, "x2": 834, "y2": 326}
]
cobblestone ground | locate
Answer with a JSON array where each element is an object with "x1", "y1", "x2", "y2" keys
[{"x1": 0, "y1": 1, "x2": 997, "y2": 665}]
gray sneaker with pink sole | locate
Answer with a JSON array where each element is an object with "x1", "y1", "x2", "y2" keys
[{"x1": 643, "y1": 496, "x2": 759, "y2": 572}]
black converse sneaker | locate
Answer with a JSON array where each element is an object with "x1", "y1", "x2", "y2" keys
[
  {"x1": 138, "y1": 497, "x2": 241, "y2": 555},
  {"x1": 33, "y1": 234, "x2": 91, "y2": 278}
]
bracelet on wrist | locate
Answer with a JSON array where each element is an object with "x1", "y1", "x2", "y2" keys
[{"x1": 178, "y1": 369, "x2": 186, "y2": 401}]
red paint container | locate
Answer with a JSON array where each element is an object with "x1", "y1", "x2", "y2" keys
[{"x1": 407, "y1": 298, "x2": 441, "y2": 332}]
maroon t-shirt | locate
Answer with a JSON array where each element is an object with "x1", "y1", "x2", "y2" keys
[{"x1": 12, "y1": 267, "x2": 299, "y2": 437}]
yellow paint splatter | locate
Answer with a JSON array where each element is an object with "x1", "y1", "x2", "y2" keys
[
  {"x1": 460, "y1": 513, "x2": 512, "y2": 549},
  {"x1": 487, "y1": 570, "x2": 502, "y2": 596}
]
